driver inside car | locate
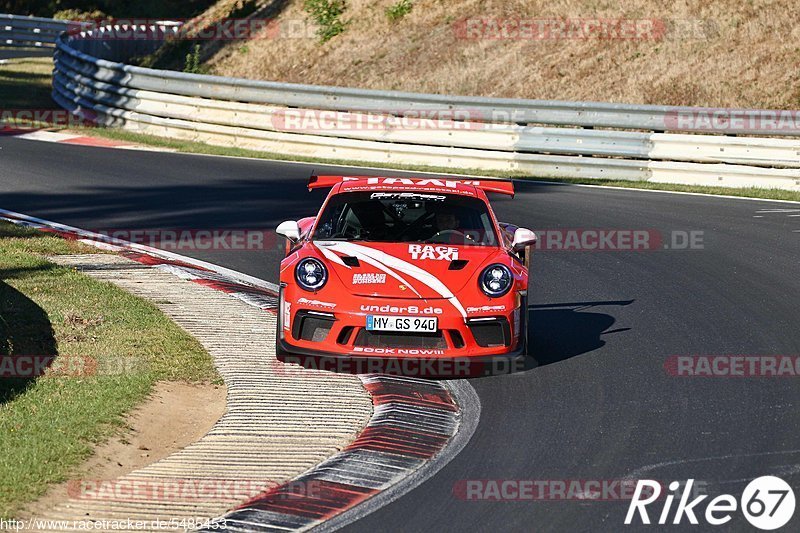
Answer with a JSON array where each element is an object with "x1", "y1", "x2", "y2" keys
[
  {"x1": 435, "y1": 209, "x2": 459, "y2": 232},
  {"x1": 427, "y1": 205, "x2": 470, "y2": 244}
]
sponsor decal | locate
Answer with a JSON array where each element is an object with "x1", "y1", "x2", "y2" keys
[
  {"x1": 370, "y1": 192, "x2": 447, "y2": 201},
  {"x1": 352, "y1": 273, "x2": 387, "y2": 285},
  {"x1": 296, "y1": 297, "x2": 336, "y2": 309},
  {"x1": 283, "y1": 301, "x2": 291, "y2": 330},
  {"x1": 321, "y1": 241, "x2": 467, "y2": 317},
  {"x1": 358, "y1": 177, "x2": 461, "y2": 188},
  {"x1": 408, "y1": 244, "x2": 459, "y2": 261},
  {"x1": 466, "y1": 305, "x2": 507, "y2": 313},
  {"x1": 344, "y1": 185, "x2": 475, "y2": 197},
  {"x1": 353, "y1": 347, "x2": 446, "y2": 355},
  {"x1": 360, "y1": 304, "x2": 443, "y2": 314}
]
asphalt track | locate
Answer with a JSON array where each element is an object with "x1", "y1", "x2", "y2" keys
[
  {"x1": 1, "y1": 135, "x2": 799, "y2": 532},
  {"x1": 0, "y1": 47, "x2": 53, "y2": 60}
]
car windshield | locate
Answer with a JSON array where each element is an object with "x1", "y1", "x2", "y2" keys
[{"x1": 312, "y1": 191, "x2": 499, "y2": 246}]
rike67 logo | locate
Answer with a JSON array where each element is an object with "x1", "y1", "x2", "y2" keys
[{"x1": 626, "y1": 477, "x2": 795, "y2": 530}]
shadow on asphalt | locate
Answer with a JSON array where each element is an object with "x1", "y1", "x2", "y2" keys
[{"x1": 529, "y1": 299, "x2": 634, "y2": 366}]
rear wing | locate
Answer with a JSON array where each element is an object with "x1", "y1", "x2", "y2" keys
[{"x1": 307, "y1": 175, "x2": 514, "y2": 196}]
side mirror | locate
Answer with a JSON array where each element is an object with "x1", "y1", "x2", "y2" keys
[
  {"x1": 276, "y1": 220, "x2": 300, "y2": 242},
  {"x1": 512, "y1": 228, "x2": 537, "y2": 251}
]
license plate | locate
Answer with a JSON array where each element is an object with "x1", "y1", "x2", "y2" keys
[{"x1": 366, "y1": 315, "x2": 438, "y2": 333}]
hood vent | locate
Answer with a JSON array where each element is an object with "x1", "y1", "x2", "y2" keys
[
  {"x1": 342, "y1": 256, "x2": 360, "y2": 267},
  {"x1": 449, "y1": 259, "x2": 469, "y2": 270}
]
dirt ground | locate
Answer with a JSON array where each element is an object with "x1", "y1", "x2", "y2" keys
[{"x1": 22, "y1": 381, "x2": 226, "y2": 517}]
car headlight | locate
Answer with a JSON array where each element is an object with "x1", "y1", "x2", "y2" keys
[
  {"x1": 479, "y1": 263, "x2": 513, "y2": 297},
  {"x1": 295, "y1": 257, "x2": 327, "y2": 291}
]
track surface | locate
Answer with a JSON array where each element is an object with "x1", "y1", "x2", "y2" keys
[
  {"x1": 0, "y1": 48, "x2": 53, "y2": 60},
  {"x1": 2, "y1": 136, "x2": 799, "y2": 532}
]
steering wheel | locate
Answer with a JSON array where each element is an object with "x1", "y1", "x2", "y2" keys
[{"x1": 430, "y1": 229, "x2": 467, "y2": 244}]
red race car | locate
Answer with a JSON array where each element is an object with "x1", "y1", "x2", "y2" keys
[{"x1": 275, "y1": 175, "x2": 537, "y2": 375}]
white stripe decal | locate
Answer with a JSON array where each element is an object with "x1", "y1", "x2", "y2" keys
[
  {"x1": 316, "y1": 241, "x2": 423, "y2": 298},
  {"x1": 319, "y1": 241, "x2": 467, "y2": 318},
  {"x1": 316, "y1": 244, "x2": 350, "y2": 268}
]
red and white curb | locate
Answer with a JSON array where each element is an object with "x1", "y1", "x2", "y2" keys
[
  {"x1": 0, "y1": 208, "x2": 479, "y2": 532},
  {"x1": 211, "y1": 377, "x2": 478, "y2": 532}
]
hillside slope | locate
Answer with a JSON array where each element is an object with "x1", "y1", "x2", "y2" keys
[{"x1": 192, "y1": 0, "x2": 800, "y2": 110}]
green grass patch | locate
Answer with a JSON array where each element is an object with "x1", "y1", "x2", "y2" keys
[
  {"x1": 304, "y1": 0, "x2": 347, "y2": 42},
  {"x1": 0, "y1": 57, "x2": 55, "y2": 110},
  {"x1": 183, "y1": 43, "x2": 210, "y2": 74},
  {"x1": 386, "y1": 0, "x2": 413, "y2": 22},
  {"x1": 0, "y1": 222, "x2": 218, "y2": 518},
  {"x1": 67, "y1": 126, "x2": 800, "y2": 202}
]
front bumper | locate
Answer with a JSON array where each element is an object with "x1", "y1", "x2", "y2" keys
[
  {"x1": 278, "y1": 287, "x2": 527, "y2": 376},
  {"x1": 276, "y1": 337, "x2": 527, "y2": 377}
]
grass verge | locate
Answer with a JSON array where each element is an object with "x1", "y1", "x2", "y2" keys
[
  {"x1": 0, "y1": 57, "x2": 55, "y2": 110},
  {"x1": 2, "y1": 55, "x2": 798, "y2": 203},
  {"x1": 0, "y1": 222, "x2": 219, "y2": 518}
]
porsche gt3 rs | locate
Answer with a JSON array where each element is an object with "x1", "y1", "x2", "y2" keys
[{"x1": 275, "y1": 175, "x2": 537, "y2": 373}]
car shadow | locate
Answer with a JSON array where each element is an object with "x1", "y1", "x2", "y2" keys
[
  {"x1": 0, "y1": 279, "x2": 58, "y2": 404},
  {"x1": 528, "y1": 299, "x2": 634, "y2": 367}
]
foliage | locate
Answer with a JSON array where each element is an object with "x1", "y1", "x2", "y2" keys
[
  {"x1": 303, "y1": 0, "x2": 346, "y2": 42},
  {"x1": 386, "y1": 0, "x2": 412, "y2": 22},
  {"x1": 183, "y1": 43, "x2": 208, "y2": 74},
  {"x1": 51, "y1": 8, "x2": 107, "y2": 21}
]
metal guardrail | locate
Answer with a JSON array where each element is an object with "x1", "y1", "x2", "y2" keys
[
  {"x1": 0, "y1": 14, "x2": 68, "y2": 48},
  {"x1": 3, "y1": 15, "x2": 800, "y2": 190}
]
